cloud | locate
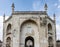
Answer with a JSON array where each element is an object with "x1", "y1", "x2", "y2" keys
[
  {"x1": 33, "y1": 1, "x2": 40, "y2": 10},
  {"x1": 5, "y1": 16, "x2": 9, "y2": 20},
  {"x1": 56, "y1": 15, "x2": 60, "y2": 40},
  {"x1": 0, "y1": 16, "x2": 3, "y2": 41},
  {"x1": 54, "y1": 3, "x2": 58, "y2": 6},
  {"x1": 56, "y1": 24, "x2": 60, "y2": 40},
  {"x1": 57, "y1": 5, "x2": 60, "y2": 8},
  {"x1": 54, "y1": 3, "x2": 60, "y2": 9},
  {"x1": 58, "y1": 0, "x2": 60, "y2": 2},
  {"x1": 56, "y1": 24, "x2": 60, "y2": 32}
]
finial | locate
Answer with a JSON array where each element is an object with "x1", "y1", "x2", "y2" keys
[
  {"x1": 11, "y1": 3, "x2": 15, "y2": 13},
  {"x1": 3, "y1": 13, "x2": 5, "y2": 22},
  {"x1": 53, "y1": 13, "x2": 56, "y2": 23},
  {"x1": 44, "y1": 3, "x2": 48, "y2": 12}
]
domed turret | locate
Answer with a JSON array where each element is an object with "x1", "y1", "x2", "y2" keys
[
  {"x1": 44, "y1": 3, "x2": 48, "y2": 12},
  {"x1": 3, "y1": 13, "x2": 5, "y2": 22},
  {"x1": 11, "y1": 3, "x2": 15, "y2": 13}
]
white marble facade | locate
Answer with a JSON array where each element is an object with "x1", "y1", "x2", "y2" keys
[{"x1": 3, "y1": 3, "x2": 56, "y2": 47}]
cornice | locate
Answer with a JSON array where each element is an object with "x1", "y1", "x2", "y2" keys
[{"x1": 12, "y1": 11, "x2": 47, "y2": 15}]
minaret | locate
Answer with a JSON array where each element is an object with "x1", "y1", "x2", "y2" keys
[
  {"x1": 11, "y1": 3, "x2": 15, "y2": 13},
  {"x1": 44, "y1": 3, "x2": 48, "y2": 12},
  {"x1": 3, "y1": 14, "x2": 5, "y2": 47},
  {"x1": 53, "y1": 13, "x2": 56, "y2": 41},
  {"x1": 3, "y1": 14, "x2": 5, "y2": 22}
]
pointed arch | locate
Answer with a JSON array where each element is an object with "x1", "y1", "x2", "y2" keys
[
  {"x1": 6, "y1": 23, "x2": 11, "y2": 35},
  {"x1": 20, "y1": 19, "x2": 37, "y2": 32},
  {"x1": 48, "y1": 23, "x2": 52, "y2": 32}
]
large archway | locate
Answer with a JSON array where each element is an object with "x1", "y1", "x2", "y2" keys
[
  {"x1": 25, "y1": 36, "x2": 34, "y2": 47},
  {"x1": 20, "y1": 20, "x2": 38, "y2": 47}
]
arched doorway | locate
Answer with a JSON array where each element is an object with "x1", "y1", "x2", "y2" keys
[
  {"x1": 48, "y1": 37, "x2": 53, "y2": 47},
  {"x1": 25, "y1": 36, "x2": 34, "y2": 47},
  {"x1": 6, "y1": 37, "x2": 11, "y2": 47}
]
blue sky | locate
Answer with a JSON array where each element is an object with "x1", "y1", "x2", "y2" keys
[
  {"x1": 0, "y1": 0, "x2": 59, "y2": 15},
  {"x1": 0, "y1": 0, "x2": 59, "y2": 16},
  {"x1": 0, "y1": 0, "x2": 60, "y2": 41}
]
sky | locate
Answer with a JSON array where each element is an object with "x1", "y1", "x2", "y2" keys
[{"x1": 0, "y1": 0, "x2": 60, "y2": 41}]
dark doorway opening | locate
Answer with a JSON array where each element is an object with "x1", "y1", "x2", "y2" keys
[{"x1": 25, "y1": 36, "x2": 34, "y2": 47}]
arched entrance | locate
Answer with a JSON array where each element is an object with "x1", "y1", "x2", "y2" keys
[
  {"x1": 25, "y1": 36, "x2": 34, "y2": 47},
  {"x1": 48, "y1": 37, "x2": 53, "y2": 47},
  {"x1": 6, "y1": 37, "x2": 11, "y2": 47},
  {"x1": 20, "y1": 20, "x2": 38, "y2": 47}
]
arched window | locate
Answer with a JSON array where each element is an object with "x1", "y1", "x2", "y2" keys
[
  {"x1": 6, "y1": 37, "x2": 11, "y2": 47},
  {"x1": 6, "y1": 24, "x2": 11, "y2": 35},
  {"x1": 48, "y1": 37, "x2": 53, "y2": 47},
  {"x1": 25, "y1": 36, "x2": 34, "y2": 47}
]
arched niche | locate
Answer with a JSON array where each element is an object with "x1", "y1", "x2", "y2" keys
[
  {"x1": 6, "y1": 37, "x2": 11, "y2": 47},
  {"x1": 6, "y1": 24, "x2": 11, "y2": 35},
  {"x1": 48, "y1": 23, "x2": 52, "y2": 35},
  {"x1": 48, "y1": 23, "x2": 52, "y2": 32}
]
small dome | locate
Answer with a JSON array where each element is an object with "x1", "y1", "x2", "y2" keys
[{"x1": 11, "y1": 3, "x2": 15, "y2": 8}]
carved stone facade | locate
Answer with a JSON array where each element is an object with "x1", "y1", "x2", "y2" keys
[{"x1": 3, "y1": 4, "x2": 56, "y2": 47}]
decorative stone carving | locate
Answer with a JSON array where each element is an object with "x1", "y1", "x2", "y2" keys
[
  {"x1": 13, "y1": 29, "x2": 16, "y2": 37},
  {"x1": 40, "y1": 17, "x2": 47, "y2": 26},
  {"x1": 25, "y1": 30, "x2": 34, "y2": 36}
]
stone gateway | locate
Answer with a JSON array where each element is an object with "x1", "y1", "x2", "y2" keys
[{"x1": 3, "y1": 3, "x2": 56, "y2": 47}]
